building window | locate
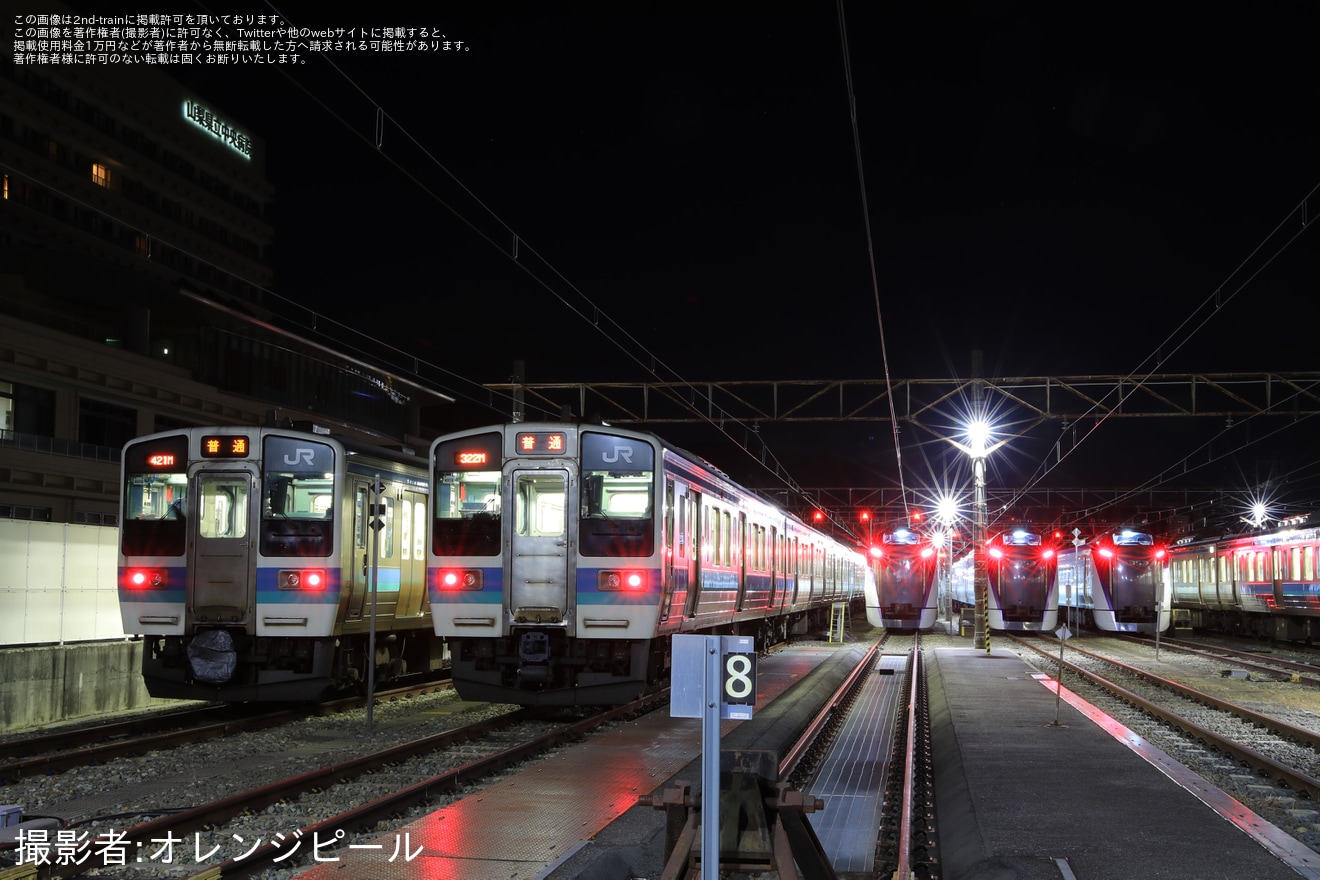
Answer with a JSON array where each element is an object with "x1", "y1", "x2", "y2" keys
[
  {"x1": 91, "y1": 162, "x2": 109, "y2": 187},
  {"x1": 1, "y1": 380, "x2": 56, "y2": 436},
  {"x1": 78, "y1": 397, "x2": 137, "y2": 449},
  {"x1": 0, "y1": 505, "x2": 54, "y2": 523}
]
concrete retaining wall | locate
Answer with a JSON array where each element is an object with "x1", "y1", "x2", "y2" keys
[{"x1": 0, "y1": 640, "x2": 184, "y2": 733}]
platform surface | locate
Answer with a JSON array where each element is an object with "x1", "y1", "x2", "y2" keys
[{"x1": 928, "y1": 644, "x2": 1320, "y2": 880}]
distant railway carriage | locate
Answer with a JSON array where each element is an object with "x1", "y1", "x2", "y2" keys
[
  {"x1": 429, "y1": 422, "x2": 871, "y2": 706},
  {"x1": 1169, "y1": 522, "x2": 1320, "y2": 641},
  {"x1": 118, "y1": 426, "x2": 444, "y2": 701},
  {"x1": 951, "y1": 528, "x2": 1059, "y2": 631},
  {"x1": 1058, "y1": 529, "x2": 1171, "y2": 634},
  {"x1": 865, "y1": 527, "x2": 939, "y2": 630}
]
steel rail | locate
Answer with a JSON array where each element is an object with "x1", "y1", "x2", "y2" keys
[{"x1": 1009, "y1": 634, "x2": 1320, "y2": 801}]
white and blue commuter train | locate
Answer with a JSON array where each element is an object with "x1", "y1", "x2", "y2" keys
[
  {"x1": 950, "y1": 528, "x2": 1059, "y2": 631},
  {"x1": 428, "y1": 422, "x2": 871, "y2": 705},
  {"x1": 1057, "y1": 529, "x2": 1171, "y2": 633},
  {"x1": 865, "y1": 527, "x2": 940, "y2": 630},
  {"x1": 118, "y1": 426, "x2": 444, "y2": 701}
]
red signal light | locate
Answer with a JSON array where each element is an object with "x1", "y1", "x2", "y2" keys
[
  {"x1": 1042, "y1": 549, "x2": 1055, "y2": 560},
  {"x1": 813, "y1": 511, "x2": 824, "y2": 522},
  {"x1": 439, "y1": 569, "x2": 482, "y2": 590},
  {"x1": 278, "y1": 568, "x2": 327, "y2": 591},
  {"x1": 989, "y1": 547, "x2": 1004, "y2": 559},
  {"x1": 920, "y1": 547, "x2": 935, "y2": 559},
  {"x1": 599, "y1": 570, "x2": 647, "y2": 591},
  {"x1": 123, "y1": 568, "x2": 167, "y2": 590},
  {"x1": 1154, "y1": 549, "x2": 1166, "y2": 560}
]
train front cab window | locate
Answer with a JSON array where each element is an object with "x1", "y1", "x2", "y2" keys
[
  {"x1": 260, "y1": 436, "x2": 336, "y2": 558},
  {"x1": 122, "y1": 434, "x2": 189, "y2": 557},
  {"x1": 580, "y1": 467, "x2": 654, "y2": 557},
  {"x1": 432, "y1": 468, "x2": 502, "y2": 556}
]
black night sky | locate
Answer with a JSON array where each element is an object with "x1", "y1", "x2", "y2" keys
[{"x1": 67, "y1": 2, "x2": 1320, "y2": 529}]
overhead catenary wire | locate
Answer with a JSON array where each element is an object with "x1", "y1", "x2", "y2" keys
[
  {"x1": 999, "y1": 183, "x2": 1320, "y2": 531},
  {"x1": 250, "y1": 1, "x2": 829, "y2": 514},
  {"x1": 835, "y1": 0, "x2": 911, "y2": 528}
]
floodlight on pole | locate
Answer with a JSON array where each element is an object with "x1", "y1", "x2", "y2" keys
[
  {"x1": 932, "y1": 493, "x2": 961, "y2": 627},
  {"x1": 944, "y1": 419, "x2": 1008, "y2": 653}
]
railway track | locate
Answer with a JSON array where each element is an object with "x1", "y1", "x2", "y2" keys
[
  {"x1": 0, "y1": 680, "x2": 454, "y2": 785},
  {"x1": 0, "y1": 689, "x2": 666, "y2": 879},
  {"x1": 1117, "y1": 633, "x2": 1320, "y2": 688}
]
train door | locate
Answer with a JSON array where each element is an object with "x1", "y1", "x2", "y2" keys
[
  {"x1": 684, "y1": 490, "x2": 703, "y2": 617},
  {"x1": 346, "y1": 482, "x2": 372, "y2": 619},
  {"x1": 397, "y1": 491, "x2": 428, "y2": 618},
  {"x1": 661, "y1": 479, "x2": 676, "y2": 620},
  {"x1": 508, "y1": 467, "x2": 571, "y2": 625},
  {"x1": 735, "y1": 512, "x2": 748, "y2": 612},
  {"x1": 188, "y1": 467, "x2": 258, "y2": 628},
  {"x1": 768, "y1": 527, "x2": 779, "y2": 609}
]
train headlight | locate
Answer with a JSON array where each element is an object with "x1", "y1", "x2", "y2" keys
[
  {"x1": 599, "y1": 569, "x2": 647, "y2": 591},
  {"x1": 122, "y1": 568, "x2": 168, "y2": 590},
  {"x1": 278, "y1": 568, "x2": 328, "y2": 591},
  {"x1": 438, "y1": 569, "x2": 482, "y2": 590}
]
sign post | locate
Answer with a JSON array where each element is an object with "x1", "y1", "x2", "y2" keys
[
  {"x1": 366, "y1": 475, "x2": 385, "y2": 730},
  {"x1": 671, "y1": 634, "x2": 757, "y2": 879},
  {"x1": 1050, "y1": 624, "x2": 1071, "y2": 728}
]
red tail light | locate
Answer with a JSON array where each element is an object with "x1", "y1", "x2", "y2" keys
[
  {"x1": 438, "y1": 569, "x2": 482, "y2": 590},
  {"x1": 278, "y1": 568, "x2": 327, "y2": 591},
  {"x1": 123, "y1": 568, "x2": 167, "y2": 590},
  {"x1": 599, "y1": 570, "x2": 647, "y2": 591}
]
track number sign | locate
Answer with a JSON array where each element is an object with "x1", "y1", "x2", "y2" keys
[
  {"x1": 723, "y1": 648, "x2": 756, "y2": 708},
  {"x1": 670, "y1": 634, "x2": 757, "y2": 720}
]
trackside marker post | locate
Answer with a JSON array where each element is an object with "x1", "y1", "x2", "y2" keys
[{"x1": 672, "y1": 634, "x2": 757, "y2": 879}]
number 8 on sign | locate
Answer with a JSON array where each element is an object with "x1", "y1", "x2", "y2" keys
[{"x1": 723, "y1": 652, "x2": 756, "y2": 705}]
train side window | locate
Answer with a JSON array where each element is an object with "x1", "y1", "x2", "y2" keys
[
  {"x1": 723, "y1": 510, "x2": 732, "y2": 566},
  {"x1": 401, "y1": 499, "x2": 412, "y2": 561},
  {"x1": 414, "y1": 500, "x2": 425, "y2": 561},
  {"x1": 381, "y1": 497, "x2": 395, "y2": 559},
  {"x1": 355, "y1": 486, "x2": 367, "y2": 550},
  {"x1": 678, "y1": 494, "x2": 686, "y2": 559}
]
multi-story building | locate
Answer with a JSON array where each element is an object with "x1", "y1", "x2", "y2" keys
[{"x1": 2, "y1": 17, "x2": 440, "y2": 527}]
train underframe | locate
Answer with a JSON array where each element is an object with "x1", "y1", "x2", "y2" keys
[
  {"x1": 1177, "y1": 608, "x2": 1320, "y2": 643},
  {"x1": 447, "y1": 607, "x2": 831, "y2": 706},
  {"x1": 140, "y1": 628, "x2": 447, "y2": 702}
]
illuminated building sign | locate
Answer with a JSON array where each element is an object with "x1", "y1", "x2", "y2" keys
[
  {"x1": 182, "y1": 100, "x2": 253, "y2": 159},
  {"x1": 201, "y1": 435, "x2": 250, "y2": 458},
  {"x1": 517, "y1": 432, "x2": 566, "y2": 454}
]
